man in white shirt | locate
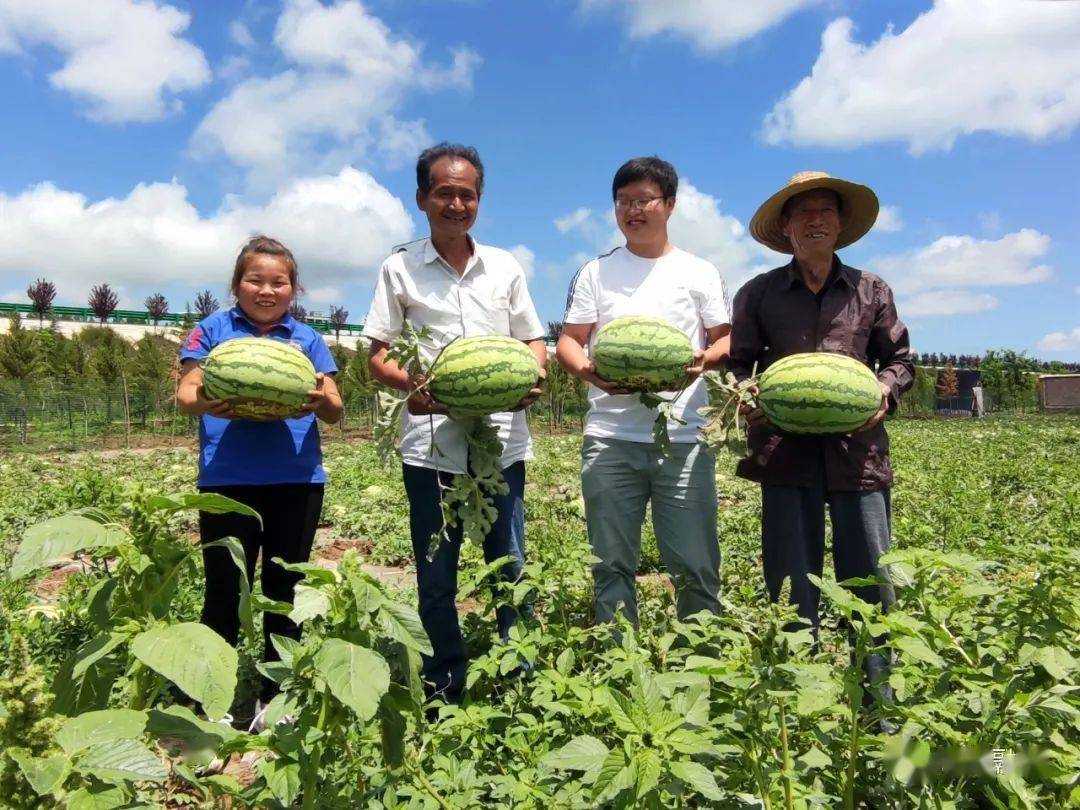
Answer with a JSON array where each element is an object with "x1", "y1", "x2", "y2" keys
[
  {"x1": 364, "y1": 143, "x2": 547, "y2": 703},
  {"x1": 557, "y1": 156, "x2": 731, "y2": 625}
]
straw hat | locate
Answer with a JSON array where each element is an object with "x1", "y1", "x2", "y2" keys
[{"x1": 749, "y1": 171, "x2": 879, "y2": 254}]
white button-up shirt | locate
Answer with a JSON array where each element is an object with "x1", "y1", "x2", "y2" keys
[{"x1": 363, "y1": 237, "x2": 546, "y2": 473}]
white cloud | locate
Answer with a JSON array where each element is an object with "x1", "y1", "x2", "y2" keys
[
  {"x1": 192, "y1": 0, "x2": 479, "y2": 186},
  {"x1": 581, "y1": 0, "x2": 820, "y2": 51},
  {"x1": 554, "y1": 207, "x2": 593, "y2": 234},
  {"x1": 873, "y1": 205, "x2": 903, "y2": 233},
  {"x1": 762, "y1": 1, "x2": 1080, "y2": 152},
  {"x1": 901, "y1": 290, "x2": 998, "y2": 318},
  {"x1": 508, "y1": 245, "x2": 536, "y2": 279},
  {"x1": 0, "y1": 167, "x2": 414, "y2": 304},
  {"x1": 874, "y1": 229, "x2": 1053, "y2": 297},
  {"x1": 0, "y1": 0, "x2": 210, "y2": 123},
  {"x1": 229, "y1": 20, "x2": 255, "y2": 49},
  {"x1": 1038, "y1": 327, "x2": 1080, "y2": 353}
]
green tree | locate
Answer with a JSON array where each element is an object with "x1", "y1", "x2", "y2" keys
[
  {"x1": 980, "y1": 350, "x2": 1038, "y2": 412},
  {"x1": 89, "y1": 328, "x2": 131, "y2": 426},
  {"x1": 0, "y1": 314, "x2": 45, "y2": 441},
  {"x1": 130, "y1": 334, "x2": 173, "y2": 427}
]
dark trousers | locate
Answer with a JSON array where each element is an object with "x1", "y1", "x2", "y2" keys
[
  {"x1": 761, "y1": 479, "x2": 896, "y2": 691},
  {"x1": 402, "y1": 461, "x2": 527, "y2": 703},
  {"x1": 199, "y1": 483, "x2": 323, "y2": 701}
]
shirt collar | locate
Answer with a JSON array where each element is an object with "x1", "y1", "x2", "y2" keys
[
  {"x1": 785, "y1": 255, "x2": 853, "y2": 290},
  {"x1": 423, "y1": 235, "x2": 481, "y2": 275},
  {"x1": 230, "y1": 305, "x2": 297, "y2": 336}
]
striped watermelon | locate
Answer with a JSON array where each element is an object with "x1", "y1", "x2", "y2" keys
[
  {"x1": 757, "y1": 352, "x2": 883, "y2": 434},
  {"x1": 592, "y1": 316, "x2": 694, "y2": 392},
  {"x1": 202, "y1": 337, "x2": 316, "y2": 420},
  {"x1": 429, "y1": 336, "x2": 539, "y2": 415}
]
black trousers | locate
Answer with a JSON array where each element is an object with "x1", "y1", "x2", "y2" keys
[{"x1": 199, "y1": 483, "x2": 323, "y2": 700}]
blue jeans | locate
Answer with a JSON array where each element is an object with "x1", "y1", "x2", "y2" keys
[{"x1": 402, "y1": 460, "x2": 527, "y2": 702}]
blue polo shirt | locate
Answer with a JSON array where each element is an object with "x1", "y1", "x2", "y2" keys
[{"x1": 180, "y1": 308, "x2": 338, "y2": 487}]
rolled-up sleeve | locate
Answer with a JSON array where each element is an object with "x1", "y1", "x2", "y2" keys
[
  {"x1": 361, "y1": 262, "x2": 405, "y2": 344},
  {"x1": 869, "y1": 279, "x2": 914, "y2": 411},
  {"x1": 727, "y1": 279, "x2": 765, "y2": 382},
  {"x1": 507, "y1": 263, "x2": 547, "y2": 340}
]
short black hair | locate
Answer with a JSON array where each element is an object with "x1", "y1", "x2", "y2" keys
[
  {"x1": 612, "y1": 156, "x2": 678, "y2": 201},
  {"x1": 416, "y1": 143, "x2": 484, "y2": 196}
]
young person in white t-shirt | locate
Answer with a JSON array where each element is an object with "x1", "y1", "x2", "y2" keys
[{"x1": 556, "y1": 156, "x2": 731, "y2": 625}]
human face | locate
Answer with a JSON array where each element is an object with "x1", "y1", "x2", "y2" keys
[
  {"x1": 416, "y1": 157, "x2": 480, "y2": 240},
  {"x1": 234, "y1": 254, "x2": 294, "y2": 325},
  {"x1": 614, "y1": 179, "x2": 674, "y2": 245},
  {"x1": 781, "y1": 189, "x2": 843, "y2": 257}
]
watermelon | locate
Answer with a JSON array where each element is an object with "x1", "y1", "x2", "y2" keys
[
  {"x1": 202, "y1": 337, "x2": 317, "y2": 420},
  {"x1": 592, "y1": 316, "x2": 694, "y2": 392},
  {"x1": 429, "y1": 336, "x2": 539, "y2": 415},
  {"x1": 757, "y1": 352, "x2": 883, "y2": 434}
]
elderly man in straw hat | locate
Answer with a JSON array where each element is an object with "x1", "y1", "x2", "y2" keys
[{"x1": 729, "y1": 171, "x2": 913, "y2": 697}]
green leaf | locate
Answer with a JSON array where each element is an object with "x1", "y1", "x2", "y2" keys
[
  {"x1": 7, "y1": 748, "x2": 70, "y2": 795},
  {"x1": 894, "y1": 635, "x2": 945, "y2": 668},
  {"x1": 798, "y1": 746, "x2": 832, "y2": 770},
  {"x1": 635, "y1": 748, "x2": 662, "y2": 797},
  {"x1": 75, "y1": 738, "x2": 167, "y2": 783},
  {"x1": 10, "y1": 514, "x2": 127, "y2": 578},
  {"x1": 542, "y1": 735, "x2": 609, "y2": 773},
  {"x1": 53, "y1": 633, "x2": 126, "y2": 715},
  {"x1": 146, "y1": 705, "x2": 241, "y2": 753},
  {"x1": 592, "y1": 749, "x2": 627, "y2": 794},
  {"x1": 313, "y1": 638, "x2": 390, "y2": 721},
  {"x1": 605, "y1": 688, "x2": 640, "y2": 734},
  {"x1": 289, "y1": 584, "x2": 332, "y2": 624},
  {"x1": 131, "y1": 623, "x2": 238, "y2": 721},
  {"x1": 377, "y1": 599, "x2": 434, "y2": 655},
  {"x1": 57, "y1": 709, "x2": 147, "y2": 755},
  {"x1": 66, "y1": 785, "x2": 132, "y2": 810},
  {"x1": 256, "y1": 756, "x2": 301, "y2": 806},
  {"x1": 670, "y1": 760, "x2": 724, "y2": 801},
  {"x1": 378, "y1": 692, "x2": 407, "y2": 768},
  {"x1": 202, "y1": 537, "x2": 254, "y2": 639},
  {"x1": 271, "y1": 556, "x2": 337, "y2": 584},
  {"x1": 1034, "y1": 646, "x2": 1077, "y2": 680},
  {"x1": 144, "y1": 493, "x2": 262, "y2": 525}
]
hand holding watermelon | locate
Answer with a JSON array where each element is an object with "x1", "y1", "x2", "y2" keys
[
  {"x1": 406, "y1": 372, "x2": 450, "y2": 416},
  {"x1": 852, "y1": 382, "x2": 890, "y2": 433},
  {"x1": 508, "y1": 366, "x2": 546, "y2": 412}
]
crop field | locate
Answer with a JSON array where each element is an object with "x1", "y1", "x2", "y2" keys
[{"x1": 0, "y1": 415, "x2": 1078, "y2": 808}]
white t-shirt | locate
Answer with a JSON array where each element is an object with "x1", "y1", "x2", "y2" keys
[
  {"x1": 564, "y1": 246, "x2": 730, "y2": 443},
  {"x1": 363, "y1": 237, "x2": 546, "y2": 473}
]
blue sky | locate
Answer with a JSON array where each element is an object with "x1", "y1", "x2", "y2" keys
[{"x1": 0, "y1": 0, "x2": 1077, "y2": 358}]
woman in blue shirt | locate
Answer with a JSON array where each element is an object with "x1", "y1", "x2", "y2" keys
[{"x1": 177, "y1": 235, "x2": 342, "y2": 725}]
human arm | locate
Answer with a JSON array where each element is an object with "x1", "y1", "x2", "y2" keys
[
  {"x1": 556, "y1": 324, "x2": 640, "y2": 396},
  {"x1": 176, "y1": 360, "x2": 235, "y2": 418},
  {"x1": 857, "y1": 279, "x2": 913, "y2": 431},
  {"x1": 367, "y1": 339, "x2": 448, "y2": 416},
  {"x1": 685, "y1": 323, "x2": 732, "y2": 379}
]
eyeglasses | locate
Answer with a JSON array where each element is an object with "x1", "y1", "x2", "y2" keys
[{"x1": 614, "y1": 195, "x2": 666, "y2": 211}]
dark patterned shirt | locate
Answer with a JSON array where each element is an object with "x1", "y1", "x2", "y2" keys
[{"x1": 728, "y1": 256, "x2": 914, "y2": 491}]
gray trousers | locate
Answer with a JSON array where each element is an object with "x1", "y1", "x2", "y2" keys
[
  {"x1": 761, "y1": 481, "x2": 896, "y2": 630},
  {"x1": 581, "y1": 436, "x2": 721, "y2": 625}
]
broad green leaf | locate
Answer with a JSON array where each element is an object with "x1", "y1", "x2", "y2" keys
[
  {"x1": 10, "y1": 515, "x2": 126, "y2": 578},
  {"x1": 670, "y1": 760, "x2": 724, "y2": 801},
  {"x1": 146, "y1": 705, "x2": 242, "y2": 753},
  {"x1": 798, "y1": 746, "x2": 832, "y2": 770},
  {"x1": 86, "y1": 578, "x2": 118, "y2": 629},
  {"x1": 131, "y1": 623, "x2": 238, "y2": 721},
  {"x1": 313, "y1": 638, "x2": 390, "y2": 721},
  {"x1": 377, "y1": 599, "x2": 434, "y2": 655},
  {"x1": 289, "y1": 584, "x2": 331, "y2": 624},
  {"x1": 894, "y1": 635, "x2": 945, "y2": 667},
  {"x1": 53, "y1": 633, "x2": 127, "y2": 715},
  {"x1": 269, "y1": 633, "x2": 303, "y2": 665},
  {"x1": 256, "y1": 756, "x2": 301, "y2": 805},
  {"x1": 605, "y1": 688, "x2": 640, "y2": 734},
  {"x1": 592, "y1": 749, "x2": 626, "y2": 794},
  {"x1": 349, "y1": 574, "x2": 385, "y2": 614},
  {"x1": 57, "y1": 709, "x2": 147, "y2": 755},
  {"x1": 635, "y1": 748, "x2": 662, "y2": 797},
  {"x1": 203, "y1": 537, "x2": 254, "y2": 639},
  {"x1": 7, "y1": 748, "x2": 70, "y2": 795},
  {"x1": 75, "y1": 739, "x2": 167, "y2": 783},
  {"x1": 271, "y1": 556, "x2": 337, "y2": 584},
  {"x1": 66, "y1": 785, "x2": 131, "y2": 810},
  {"x1": 145, "y1": 493, "x2": 262, "y2": 525},
  {"x1": 542, "y1": 735, "x2": 609, "y2": 773},
  {"x1": 1034, "y1": 646, "x2": 1077, "y2": 680},
  {"x1": 379, "y1": 692, "x2": 407, "y2": 768},
  {"x1": 555, "y1": 648, "x2": 575, "y2": 675}
]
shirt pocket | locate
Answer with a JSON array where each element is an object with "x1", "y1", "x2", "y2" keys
[{"x1": 475, "y1": 288, "x2": 512, "y2": 335}]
